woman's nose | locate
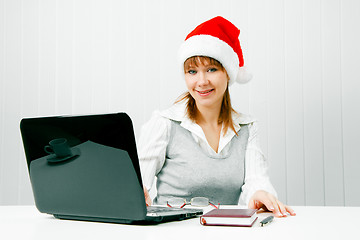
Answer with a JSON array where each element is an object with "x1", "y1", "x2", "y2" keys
[{"x1": 197, "y1": 71, "x2": 209, "y2": 85}]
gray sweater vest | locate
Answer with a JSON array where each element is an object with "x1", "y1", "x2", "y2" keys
[{"x1": 153, "y1": 120, "x2": 249, "y2": 205}]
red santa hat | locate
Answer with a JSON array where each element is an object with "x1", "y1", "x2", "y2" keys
[{"x1": 178, "y1": 16, "x2": 252, "y2": 85}]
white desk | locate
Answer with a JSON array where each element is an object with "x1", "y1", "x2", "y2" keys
[{"x1": 0, "y1": 205, "x2": 357, "y2": 240}]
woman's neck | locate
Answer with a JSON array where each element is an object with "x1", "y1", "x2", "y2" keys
[
  {"x1": 195, "y1": 104, "x2": 223, "y2": 153},
  {"x1": 196, "y1": 104, "x2": 221, "y2": 127}
]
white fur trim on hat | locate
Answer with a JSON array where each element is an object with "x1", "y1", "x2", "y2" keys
[
  {"x1": 237, "y1": 66, "x2": 253, "y2": 84},
  {"x1": 178, "y1": 35, "x2": 240, "y2": 86}
]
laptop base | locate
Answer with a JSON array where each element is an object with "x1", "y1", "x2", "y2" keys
[{"x1": 53, "y1": 212, "x2": 200, "y2": 225}]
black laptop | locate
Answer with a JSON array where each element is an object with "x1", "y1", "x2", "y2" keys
[{"x1": 20, "y1": 112, "x2": 202, "y2": 224}]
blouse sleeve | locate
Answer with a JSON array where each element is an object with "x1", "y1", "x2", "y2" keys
[
  {"x1": 239, "y1": 121, "x2": 278, "y2": 205},
  {"x1": 138, "y1": 111, "x2": 171, "y2": 191}
]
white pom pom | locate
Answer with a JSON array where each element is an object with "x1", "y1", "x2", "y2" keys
[{"x1": 236, "y1": 66, "x2": 253, "y2": 84}]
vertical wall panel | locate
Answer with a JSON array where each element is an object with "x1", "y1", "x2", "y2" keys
[
  {"x1": 303, "y1": 0, "x2": 325, "y2": 205},
  {"x1": 18, "y1": 0, "x2": 41, "y2": 204},
  {"x1": 38, "y1": 0, "x2": 56, "y2": 116},
  {"x1": 0, "y1": 0, "x2": 5, "y2": 203},
  {"x1": 73, "y1": 0, "x2": 92, "y2": 114},
  {"x1": 21, "y1": 0, "x2": 39, "y2": 119},
  {"x1": 284, "y1": 0, "x2": 306, "y2": 205},
  {"x1": 142, "y1": 0, "x2": 163, "y2": 123},
  {"x1": 248, "y1": 0, "x2": 269, "y2": 157},
  {"x1": 210, "y1": 0, "x2": 231, "y2": 18},
  {"x1": 267, "y1": 0, "x2": 287, "y2": 203},
  {"x1": 91, "y1": 0, "x2": 111, "y2": 114},
  {"x1": 322, "y1": 0, "x2": 344, "y2": 206},
  {"x1": 56, "y1": 0, "x2": 74, "y2": 115},
  {"x1": 123, "y1": 0, "x2": 146, "y2": 136},
  {"x1": 0, "y1": 0, "x2": 22, "y2": 204},
  {"x1": 341, "y1": 0, "x2": 360, "y2": 206},
  {"x1": 194, "y1": 0, "x2": 218, "y2": 23},
  {"x1": 108, "y1": 0, "x2": 128, "y2": 114}
]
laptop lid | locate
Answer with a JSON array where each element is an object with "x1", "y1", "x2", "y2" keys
[{"x1": 20, "y1": 113, "x2": 148, "y2": 221}]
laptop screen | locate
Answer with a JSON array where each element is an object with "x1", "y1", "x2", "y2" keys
[
  {"x1": 20, "y1": 113, "x2": 142, "y2": 187},
  {"x1": 20, "y1": 113, "x2": 149, "y2": 221}
]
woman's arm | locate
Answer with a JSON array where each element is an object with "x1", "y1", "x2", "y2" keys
[
  {"x1": 240, "y1": 121, "x2": 295, "y2": 217},
  {"x1": 138, "y1": 111, "x2": 171, "y2": 204}
]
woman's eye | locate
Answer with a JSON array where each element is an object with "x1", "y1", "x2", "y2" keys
[
  {"x1": 208, "y1": 68, "x2": 217, "y2": 72},
  {"x1": 188, "y1": 70, "x2": 197, "y2": 74}
]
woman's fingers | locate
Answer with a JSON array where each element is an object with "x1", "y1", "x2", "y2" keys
[
  {"x1": 249, "y1": 199, "x2": 264, "y2": 210},
  {"x1": 273, "y1": 200, "x2": 296, "y2": 217},
  {"x1": 270, "y1": 199, "x2": 283, "y2": 217},
  {"x1": 261, "y1": 197, "x2": 275, "y2": 212},
  {"x1": 277, "y1": 200, "x2": 288, "y2": 217},
  {"x1": 143, "y1": 187, "x2": 152, "y2": 206},
  {"x1": 285, "y1": 205, "x2": 296, "y2": 216},
  {"x1": 248, "y1": 190, "x2": 296, "y2": 218},
  {"x1": 262, "y1": 193, "x2": 293, "y2": 217}
]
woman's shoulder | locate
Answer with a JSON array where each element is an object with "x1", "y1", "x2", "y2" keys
[
  {"x1": 232, "y1": 111, "x2": 257, "y2": 126},
  {"x1": 232, "y1": 111, "x2": 261, "y2": 141},
  {"x1": 143, "y1": 110, "x2": 170, "y2": 126},
  {"x1": 142, "y1": 102, "x2": 186, "y2": 128},
  {"x1": 139, "y1": 110, "x2": 171, "y2": 142},
  {"x1": 158, "y1": 101, "x2": 188, "y2": 122},
  {"x1": 140, "y1": 103, "x2": 187, "y2": 141}
]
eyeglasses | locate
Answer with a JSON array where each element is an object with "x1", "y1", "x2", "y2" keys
[{"x1": 166, "y1": 197, "x2": 219, "y2": 209}]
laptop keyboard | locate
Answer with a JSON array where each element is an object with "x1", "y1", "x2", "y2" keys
[
  {"x1": 146, "y1": 206, "x2": 203, "y2": 218},
  {"x1": 147, "y1": 206, "x2": 184, "y2": 213}
]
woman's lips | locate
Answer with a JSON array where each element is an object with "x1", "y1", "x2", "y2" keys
[{"x1": 196, "y1": 89, "x2": 214, "y2": 97}]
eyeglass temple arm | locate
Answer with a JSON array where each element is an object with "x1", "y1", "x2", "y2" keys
[
  {"x1": 167, "y1": 203, "x2": 187, "y2": 208},
  {"x1": 209, "y1": 202, "x2": 219, "y2": 209}
]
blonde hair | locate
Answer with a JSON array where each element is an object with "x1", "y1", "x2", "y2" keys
[{"x1": 176, "y1": 56, "x2": 238, "y2": 135}]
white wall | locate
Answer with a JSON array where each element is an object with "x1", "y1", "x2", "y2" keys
[{"x1": 1, "y1": 0, "x2": 359, "y2": 206}]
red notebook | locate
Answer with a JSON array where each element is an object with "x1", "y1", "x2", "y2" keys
[{"x1": 200, "y1": 209, "x2": 258, "y2": 227}]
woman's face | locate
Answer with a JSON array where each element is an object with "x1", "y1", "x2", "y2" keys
[{"x1": 184, "y1": 58, "x2": 229, "y2": 110}]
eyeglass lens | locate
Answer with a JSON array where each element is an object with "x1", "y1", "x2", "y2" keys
[
  {"x1": 167, "y1": 197, "x2": 215, "y2": 208},
  {"x1": 167, "y1": 197, "x2": 186, "y2": 208},
  {"x1": 190, "y1": 197, "x2": 210, "y2": 207}
]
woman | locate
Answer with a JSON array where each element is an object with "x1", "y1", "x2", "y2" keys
[{"x1": 138, "y1": 16, "x2": 295, "y2": 218}]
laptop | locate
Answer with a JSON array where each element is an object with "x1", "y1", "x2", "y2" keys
[{"x1": 20, "y1": 112, "x2": 203, "y2": 224}]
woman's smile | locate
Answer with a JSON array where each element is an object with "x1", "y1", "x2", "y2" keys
[{"x1": 196, "y1": 89, "x2": 214, "y2": 97}]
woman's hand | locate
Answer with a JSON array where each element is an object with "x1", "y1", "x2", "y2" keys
[
  {"x1": 144, "y1": 187, "x2": 152, "y2": 206},
  {"x1": 248, "y1": 190, "x2": 296, "y2": 218}
]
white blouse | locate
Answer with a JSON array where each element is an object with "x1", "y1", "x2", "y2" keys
[{"x1": 138, "y1": 101, "x2": 277, "y2": 205}]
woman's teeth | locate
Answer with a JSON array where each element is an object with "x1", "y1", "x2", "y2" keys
[{"x1": 198, "y1": 89, "x2": 213, "y2": 94}]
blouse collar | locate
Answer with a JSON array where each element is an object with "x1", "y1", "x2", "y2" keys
[
  {"x1": 160, "y1": 101, "x2": 256, "y2": 126},
  {"x1": 159, "y1": 101, "x2": 256, "y2": 153}
]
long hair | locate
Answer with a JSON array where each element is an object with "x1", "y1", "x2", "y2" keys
[{"x1": 176, "y1": 56, "x2": 238, "y2": 136}]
